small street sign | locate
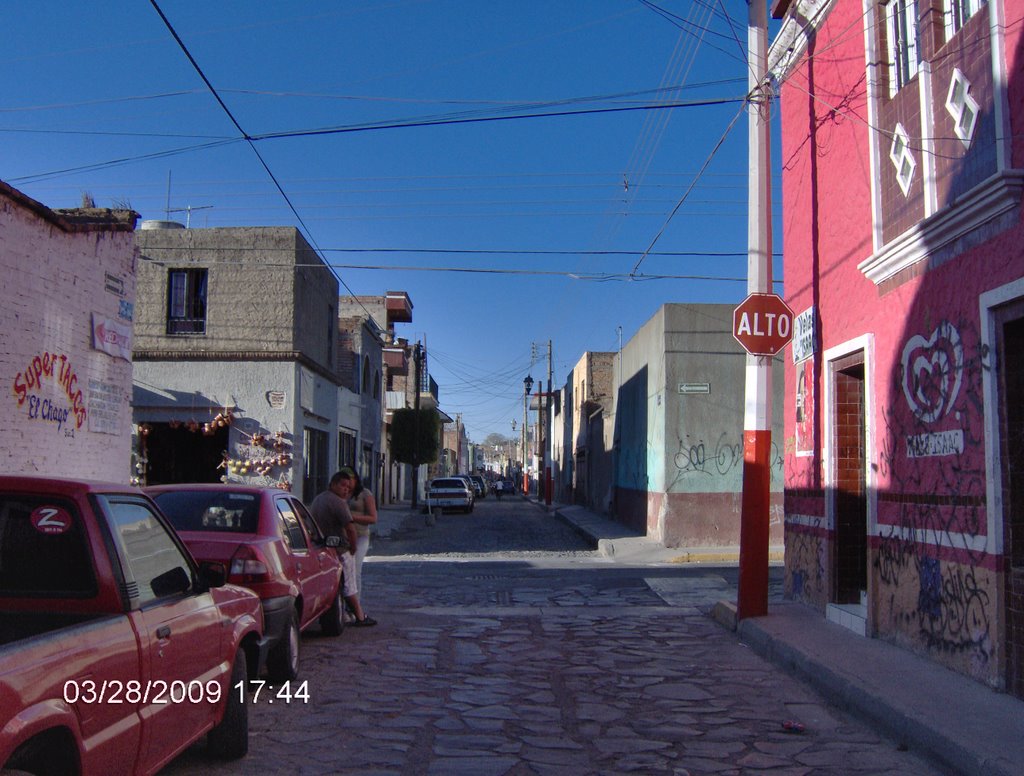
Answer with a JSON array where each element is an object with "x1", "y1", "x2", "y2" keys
[{"x1": 733, "y1": 293, "x2": 795, "y2": 356}]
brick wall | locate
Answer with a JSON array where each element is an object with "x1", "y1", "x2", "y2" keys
[{"x1": 2, "y1": 186, "x2": 137, "y2": 482}]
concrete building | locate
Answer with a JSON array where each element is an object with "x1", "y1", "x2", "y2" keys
[
  {"x1": 566, "y1": 351, "x2": 616, "y2": 513},
  {"x1": 2, "y1": 182, "x2": 139, "y2": 482},
  {"x1": 771, "y1": 0, "x2": 1024, "y2": 693},
  {"x1": 337, "y1": 314, "x2": 384, "y2": 493},
  {"x1": 132, "y1": 224, "x2": 339, "y2": 501},
  {"x1": 613, "y1": 304, "x2": 784, "y2": 548}
]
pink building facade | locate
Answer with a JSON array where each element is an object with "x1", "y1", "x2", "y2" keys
[
  {"x1": 1, "y1": 182, "x2": 139, "y2": 482},
  {"x1": 772, "y1": 0, "x2": 1024, "y2": 693}
]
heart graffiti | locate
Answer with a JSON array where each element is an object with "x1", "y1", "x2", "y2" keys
[{"x1": 900, "y1": 321, "x2": 963, "y2": 424}]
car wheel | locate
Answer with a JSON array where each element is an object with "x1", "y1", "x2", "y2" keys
[
  {"x1": 267, "y1": 609, "x2": 300, "y2": 682},
  {"x1": 207, "y1": 648, "x2": 248, "y2": 759},
  {"x1": 319, "y1": 589, "x2": 345, "y2": 637}
]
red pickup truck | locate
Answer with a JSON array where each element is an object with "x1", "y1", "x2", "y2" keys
[{"x1": 0, "y1": 476, "x2": 267, "y2": 775}]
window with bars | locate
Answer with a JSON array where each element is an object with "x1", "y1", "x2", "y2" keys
[
  {"x1": 338, "y1": 428, "x2": 357, "y2": 469},
  {"x1": 167, "y1": 268, "x2": 208, "y2": 335},
  {"x1": 885, "y1": 0, "x2": 920, "y2": 97},
  {"x1": 946, "y1": 0, "x2": 986, "y2": 39},
  {"x1": 303, "y1": 428, "x2": 329, "y2": 498}
]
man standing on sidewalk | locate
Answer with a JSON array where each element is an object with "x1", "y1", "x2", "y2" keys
[{"x1": 310, "y1": 470, "x2": 376, "y2": 627}]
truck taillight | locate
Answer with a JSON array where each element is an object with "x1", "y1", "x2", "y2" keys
[{"x1": 229, "y1": 546, "x2": 270, "y2": 583}]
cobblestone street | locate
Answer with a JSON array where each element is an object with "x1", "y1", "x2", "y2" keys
[{"x1": 164, "y1": 501, "x2": 941, "y2": 775}]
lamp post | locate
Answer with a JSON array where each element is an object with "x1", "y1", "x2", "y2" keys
[
  {"x1": 509, "y1": 419, "x2": 517, "y2": 479},
  {"x1": 522, "y1": 374, "x2": 533, "y2": 495}
]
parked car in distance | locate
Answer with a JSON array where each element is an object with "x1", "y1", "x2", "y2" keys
[
  {"x1": 426, "y1": 477, "x2": 474, "y2": 513},
  {"x1": 453, "y1": 475, "x2": 478, "y2": 504},
  {"x1": 0, "y1": 476, "x2": 265, "y2": 774},
  {"x1": 468, "y1": 475, "x2": 488, "y2": 499},
  {"x1": 147, "y1": 484, "x2": 344, "y2": 682}
]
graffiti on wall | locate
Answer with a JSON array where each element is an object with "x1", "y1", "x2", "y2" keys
[
  {"x1": 788, "y1": 517, "x2": 827, "y2": 602},
  {"x1": 876, "y1": 317, "x2": 992, "y2": 668},
  {"x1": 11, "y1": 351, "x2": 87, "y2": 434},
  {"x1": 670, "y1": 431, "x2": 783, "y2": 487}
]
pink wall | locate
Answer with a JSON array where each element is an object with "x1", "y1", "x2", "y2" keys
[
  {"x1": 2, "y1": 185, "x2": 137, "y2": 483},
  {"x1": 776, "y1": 0, "x2": 1024, "y2": 684}
]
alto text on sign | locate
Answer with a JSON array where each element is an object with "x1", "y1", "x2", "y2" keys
[{"x1": 733, "y1": 293, "x2": 795, "y2": 356}]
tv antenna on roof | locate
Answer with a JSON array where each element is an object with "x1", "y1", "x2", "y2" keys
[{"x1": 163, "y1": 171, "x2": 212, "y2": 227}]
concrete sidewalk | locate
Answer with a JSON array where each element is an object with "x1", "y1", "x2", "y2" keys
[{"x1": 544, "y1": 497, "x2": 1024, "y2": 776}]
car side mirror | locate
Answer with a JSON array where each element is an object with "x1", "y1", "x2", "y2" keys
[
  {"x1": 198, "y1": 560, "x2": 228, "y2": 589},
  {"x1": 324, "y1": 535, "x2": 342, "y2": 548},
  {"x1": 151, "y1": 565, "x2": 193, "y2": 597}
]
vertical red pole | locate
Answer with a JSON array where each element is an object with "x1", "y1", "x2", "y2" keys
[
  {"x1": 738, "y1": 429, "x2": 771, "y2": 618},
  {"x1": 737, "y1": 0, "x2": 772, "y2": 620}
]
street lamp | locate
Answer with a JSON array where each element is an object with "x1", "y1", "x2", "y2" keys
[{"x1": 522, "y1": 375, "x2": 533, "y2": 495}]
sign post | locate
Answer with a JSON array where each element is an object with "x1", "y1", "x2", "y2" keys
[{"x1": 733, "y1": 292, "x2": 793, "y2": 619}]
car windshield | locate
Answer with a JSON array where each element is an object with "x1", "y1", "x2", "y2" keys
[
  {"x1": 153, "y1": 490, "x2": 260, "y2": 533},
  {"x1": 430, "y1": 479, "x2": 466, "y2": 489}
]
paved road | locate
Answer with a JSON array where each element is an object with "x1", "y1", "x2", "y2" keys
[{"x1": 163, "y1": 497, "x2": 940, "y2": 775}]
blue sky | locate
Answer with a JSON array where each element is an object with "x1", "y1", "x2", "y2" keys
[{"x1": 4, "y1": 1, "x2": 781, "y2": 443}]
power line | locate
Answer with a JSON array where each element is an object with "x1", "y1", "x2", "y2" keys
[{"x1": 147, "y1": 0, "x2": 376, "y2": 322}]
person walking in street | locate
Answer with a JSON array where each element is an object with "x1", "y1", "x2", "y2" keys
[
  {"x1": 309, "y1": 470, "x2": 376, "y2": 627},
  {"x1": 348, "y1": 469, "x2": 377, "y2": 600}
]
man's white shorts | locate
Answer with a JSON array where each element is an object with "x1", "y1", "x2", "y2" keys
[{"x1": 340, "y1": 551, "x2": 358, "y2": 597}]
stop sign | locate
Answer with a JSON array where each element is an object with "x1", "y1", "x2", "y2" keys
[{"x1": 733, "y1": 293, "x2": 794, "y2": 356}]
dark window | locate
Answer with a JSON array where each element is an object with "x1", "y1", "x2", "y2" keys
[
  {"x1": 101, "y1": 496, "x2": 194, "y2": 604},
  {"x1": 152, "y1": 490, "x2": 260, "y2": 533},
  {"x1": 0, "y1": 495, "x2": 97, "y2": 597},
  {"x1": 274, "y1": 498, "x2": 308, "y2": 551},
  {"x1": 291, "y1": 498, "x2": 323, "y2": 542},
  {"x1": 167, "y1": 268, "x2": 208, "y2": 335},
  {"x1": 304, "y1": 428, "x2": 329, "y2": 498},
  {"x1": 339, "y1": 429, "x2": 357, "y2": 469}
]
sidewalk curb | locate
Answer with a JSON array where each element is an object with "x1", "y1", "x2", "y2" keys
[{"x1": 730, "y1": 607, "x2": 1022, "y2": 776}]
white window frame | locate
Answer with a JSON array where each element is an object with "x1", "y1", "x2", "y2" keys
[
  {"x1": 945, "y1": 68, "x2": 980, "y2": 147},
  {"x1": 885, "y1": 0, "x2": 920, "y2": 97},
  {"x1": 889, "y1": 123, "x2": 917, "y2": 196},
  {"x1": 945, "y1": 0, "x2": 986, "y2": 39}
]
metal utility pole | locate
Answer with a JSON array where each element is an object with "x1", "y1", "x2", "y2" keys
[
  {"x1": 522, "y1": 374, "x2": 533, "y2": 495},
  {"x1": 545, "y1": 340, "x2": 553, "y2": 506},
  {"x1": 737, "y1": 0, "x2": 774, "y2": 620},
  {"x1": 411, "y1": 343, "x2": 422, "y2": 510}
]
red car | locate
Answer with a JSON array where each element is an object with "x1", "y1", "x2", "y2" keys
[
  {"x1": 147, "y1": 484, "x2": 344, "y2": 682},
  {"x1": 0, "y1": 476, "x2": 265, "y2": 774}
]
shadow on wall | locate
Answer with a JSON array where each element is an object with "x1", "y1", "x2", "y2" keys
[
  {"x1": 613, "y1": 366, "x2": 648, "y2": 533},
  {"x1": 870, "y1": 23, "x2": 1024, "y2": 688}
]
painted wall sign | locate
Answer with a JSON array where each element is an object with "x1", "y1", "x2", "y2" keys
[
  {"x1": 677, "y1": 383, "x2": 711, "y2": 394},
  {"x1": 92, "y1": 313, "x2": 132, "y2": 361},
  {"x1": 792, "y1": 306, "x2": 817, "y2": 364},
  {"x1": 795, "y1": 358, "x2": 814, "y2": 456},
  {"x1": 901, "y1": 321, "x2": 963, "y2": 424},
  {"x1": 104, "y1": 272, "x2": 125, "y2": 297},
  {"x1": 88, "y1": 379, "x2": 122, "y2": 435},
  {"x1": 906, "y1": 429, "x2": 965, "y2": 458},
  {"x1": 12, "y1": 351, "x2": 87, "y2": 430}
]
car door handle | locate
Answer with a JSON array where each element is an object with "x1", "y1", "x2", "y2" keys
[{"x1": 156, "y1": 625, "x2": 171, "y2": 639}]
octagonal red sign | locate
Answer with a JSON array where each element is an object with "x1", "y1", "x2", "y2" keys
[{"x1": 733, "y1": 293, "x2": 794, "y2": 356}]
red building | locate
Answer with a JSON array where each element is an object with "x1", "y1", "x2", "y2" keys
[{"x1": 771, "y1": 0, "x2": 1024, "y2": 694}]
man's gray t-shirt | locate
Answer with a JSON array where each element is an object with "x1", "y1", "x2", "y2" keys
[{"x1": 309, "y1": 489, "x2": 352, "y2": 552}]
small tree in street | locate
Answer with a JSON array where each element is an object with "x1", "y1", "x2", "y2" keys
[{"x1": 390, "y1": 408, "x2": 439, "y2": 468}]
